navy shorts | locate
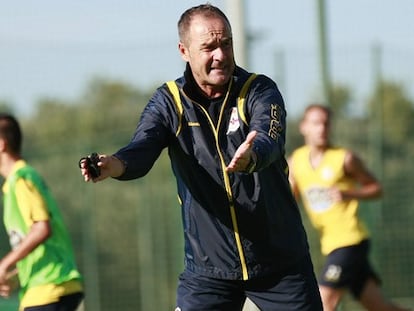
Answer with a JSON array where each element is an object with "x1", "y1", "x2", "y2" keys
[
  {"x1": 176, "y1": 254, "x2": 322, "y2": 311},
  {"x1": 319, "y1": 240, "x2": 380, "y2": 298}
]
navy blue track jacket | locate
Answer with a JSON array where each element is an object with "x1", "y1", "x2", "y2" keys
[{"x1": 113, "y1": 65, "x2": 310, "y2": 281}]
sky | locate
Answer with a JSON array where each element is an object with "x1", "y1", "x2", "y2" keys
[{"x1": 1, "y1": 0, "x2": 413, "y2": 118}]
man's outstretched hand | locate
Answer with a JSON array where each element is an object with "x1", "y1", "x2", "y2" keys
[{"x1": 226, "y1": 131, "x2": 257, "y2": 173}]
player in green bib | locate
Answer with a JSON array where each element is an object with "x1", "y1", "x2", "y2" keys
[{"x1": 0, "y1": 113, "x2": 83, "y2": 310}]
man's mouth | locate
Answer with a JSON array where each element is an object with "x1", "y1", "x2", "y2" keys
[{"x1": 211, "y1": 67, "x2": 226, "y2": 73}]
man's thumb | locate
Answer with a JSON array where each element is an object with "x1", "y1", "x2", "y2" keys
[{"x1": 245, "y1": 131, "x2": 257, "y2": 146}]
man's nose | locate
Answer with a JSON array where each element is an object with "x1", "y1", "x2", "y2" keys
[{"x1": 213, "y1": 47, "x2": 226, "y2": 61}]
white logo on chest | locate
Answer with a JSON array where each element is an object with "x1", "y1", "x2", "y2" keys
[
  {"x1": 321, "y1": 167, "x2": 334, "y2": 181},
  {"x1": 226, "y1": 107, "x2": 240, "y2": 134}
]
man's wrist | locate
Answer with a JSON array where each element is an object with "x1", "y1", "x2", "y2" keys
[{"x1": 110, "y1": 155, "x2": 127, "y2": 177}]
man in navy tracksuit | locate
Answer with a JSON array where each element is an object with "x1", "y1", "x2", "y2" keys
[{"x1": 80, "y1": 4, "x2": 322, "y2": 310}]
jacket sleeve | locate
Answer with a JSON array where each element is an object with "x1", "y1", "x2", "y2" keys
[
  {"x1": 246, "y1": 75, "x2": 287, "y2": 170},
  {"x1": 113, "y1": 86, "x2": 176, "y2": 180}
]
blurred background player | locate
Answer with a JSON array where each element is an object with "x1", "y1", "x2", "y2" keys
[
  {"x1": 288, "y1": 104, "x2": 410, "y2": 311},
  {"x1": 0, "y1": 113, "x2": 83, "y2": 311}
]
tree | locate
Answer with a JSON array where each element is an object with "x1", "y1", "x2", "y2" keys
[
  {"x1": 367, "y1": 81, "x2": 414, "y2": 147},
  {"x1": 329, "y1": 83, "x2": 352, "y2": 116},
  {"x1": 0, "y1": 100, "x2": 14, "y2": 114}
]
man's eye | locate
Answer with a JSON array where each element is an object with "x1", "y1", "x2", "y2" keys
[
  {"x1": 221, "y1": 43, "x2": 232, "y2": 51},
  {"x1": 201, "y1": 45, "x2": 214, "y2": 52}
]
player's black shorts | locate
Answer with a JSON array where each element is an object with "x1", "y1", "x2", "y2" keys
[
  {"x1": 176, "y1": 254, "x2": 323, "y2": 311},
  {"x1": 23, "y1": 292, "x2": 83, "y2": 311},
  {"x1": 319, "y1": 239, "x2": 380, "y2": 298}
]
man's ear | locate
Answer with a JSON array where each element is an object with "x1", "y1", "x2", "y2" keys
[{"x1": 178, "y1": 42, "x2": 189, "y2": 62}]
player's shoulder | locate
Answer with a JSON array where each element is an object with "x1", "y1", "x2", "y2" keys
[
  {"x1": 326, "y1": 146, "x2": 349, "y2": 157},
  {"x1": 291, "y1": 145, "x2": 309, "y2": 158},
  {"x1": 15, "y1": 163, "x2": 41, "y2": 180},
  {"x1": 289, "y1": 146, "x2": 309, "y2": 172}
]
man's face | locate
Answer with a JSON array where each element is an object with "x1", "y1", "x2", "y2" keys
[
  {"x1": 300, "y1": 108, "x2": 331, "y2": 148},
  {"x1": 179, "y1": 14, "x2": 235, "y2": 96}
]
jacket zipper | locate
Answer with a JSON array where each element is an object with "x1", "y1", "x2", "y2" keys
[{"x1": 184, "y1": 79, "x2": 249, "y2": 280}]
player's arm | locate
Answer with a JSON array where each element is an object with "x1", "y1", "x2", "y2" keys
[
  {"x1": 0, "y1": 178, "x2": 52, "y2": 284},
  {"x1": 287, "y1": 156, "x2": 300, "y2": 199},
  {"x1": 341, "y1": 150, "x2": 383, "y2": 200},
  {"x1": 0, "y1": 221, "x2": 50, "y2": 283}
]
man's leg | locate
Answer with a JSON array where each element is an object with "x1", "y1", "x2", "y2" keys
[
  {"x1": 319, "y1": 241, "x2": 373, "y2": 310},
  {"x1": 359, "y1": 278, "x2": 411, "y2": 311},
  {"x1": 245, "y1": 254, "x2": 323, "y2": 311},
  {"x1": 176, "y1": 270, "x2": 245, "y2": 311},
  {"x1": 319, "y1": 284, "x2": 345, "y2": 311}
]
